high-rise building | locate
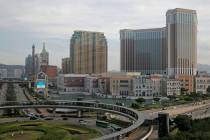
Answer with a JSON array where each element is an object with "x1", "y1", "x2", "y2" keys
[
  {"x1": 34, "y1": 54, "x2": 40, "y2": 74},
  {"x1": 32, "y1": 44, "x2": 35, "y2": 77},
  {"x1": 70, "y1": 31, "x2": 107, "y2": 74},
  {"x1": 62, "y1": 57, "x2": 71, "y2": 74},
  {"x1": 167, "y1": 8, "x2": 197, "y2": 76},
  {"x1": 25, "y1": 53, "x2": 40, "y2": 78},
  {"x1": 120, "y1": 28, "x2": 167, "y2": 75},
  {"x1": 25, "y1": 54, "x2": 33, "y2": 78},
  {"x1": 120, "y1": 8, "x2": 197, "y2": 78},
  {"x1": 40, "y1": 42, "x2": 49, "y2": 66}
]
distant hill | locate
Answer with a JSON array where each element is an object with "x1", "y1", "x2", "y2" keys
[{"x1": 198, "y1": 64, "x2": 210, "y2": 73}]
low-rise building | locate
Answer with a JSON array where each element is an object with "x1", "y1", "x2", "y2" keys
[
  {"x1": 133, "y1": 75, "x2": 153, "y2": 97},
  {"x1": 133, "y1": 75, "x2": 162, "y2": 98},
  {"x1": 176, "y1": 75, "x2": 194, "y2": 93},
  {"x1": 0, "y1": 69, "x2": 7, "y2": 79},
  {"x1": 84, "y1": 76, "x2": 99, "y2": 93},
  {"x1": 41, "y1": 65, "x2": 57, "y2": 87},
  {"x1": 110, "y1": 75, "x2": 133, "y2": 97},
  {"x1": 57, "y1": 72, "x2": 184, "y2": 98},
  {"x1": 98, "y1": 76, "x2": 110, "y2": 95},
  {"x1": 195, "y1": 75, "x2": 210, "y2": 94},
  {"x1": 166, "y1": 79, "x2": 181, "y2": 96},
  {"x1": 150, "y1": 75, "x2": 162, "y2": 97},
  {"x1": 57, "y1": 74, "x2": 88, "y2": 92}
]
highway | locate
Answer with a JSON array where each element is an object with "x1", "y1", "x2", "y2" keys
[
  {"x1": 14, "y1": 84, "x2": 28, "y2": 102},
  {"x1": 0, "y1": 101, "x2": 144, "y2": 140},
  {"x1": 14, "y1": 84, "x2": 38, "y2": 115},
  {"x1": 191, "y1": 106, "x2": 210, "y2": 119},
  {"x1": 140, "y1": 100, "x2": 210, "y2": 120},
  {"x1": 122, "y1": 126, "x2": 150, "y2": 140}
]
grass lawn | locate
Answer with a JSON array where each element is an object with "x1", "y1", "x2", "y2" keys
[
  {"x1": 0, "y1": 131, "x2": 44, "y2": 140},
  {"x1": 0, "y1": 121, "x2": 102, "y2": 140},
  {"x1": 137, "y1": 102, "x2": 163, "y2": 111}
]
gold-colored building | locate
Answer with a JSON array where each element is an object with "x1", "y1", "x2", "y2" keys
[{"x1": 70, "y1": 31, "x2": 107, "y2": 74}]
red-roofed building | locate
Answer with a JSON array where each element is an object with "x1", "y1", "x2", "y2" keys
[{"x1": 41, "y1": 65, "x2": 57, "y2": 86}]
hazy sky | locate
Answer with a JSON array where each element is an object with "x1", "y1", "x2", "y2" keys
[{"x1": 0, "y1": 0, "x2": 209, "y2": 70}]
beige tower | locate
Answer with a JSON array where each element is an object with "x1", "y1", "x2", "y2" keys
[
  {"x1": 167, "y1": 8, "x2": 197, "y2": 76},
  {"x1": 70, "y1": 31, "x2": 107, "y2": 74}
]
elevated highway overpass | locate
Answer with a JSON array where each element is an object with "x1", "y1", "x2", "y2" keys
[
  {"x1": 143, "y1": 100, "x2": 210, "y2": 120},
  {"x1": 0, "y1": 80, "x2": 31, "y2": 84},
  {"x1": 0, "y1": 100, "x2": 146, "y2": 140}
]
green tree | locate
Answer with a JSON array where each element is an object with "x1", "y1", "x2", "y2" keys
[
  {"x1": 135, "y1": 97, "x2": 145, "y2": 104},
  {"x1": 174, "y1": 115, "x2": 192, "y2": 131},
  {"x1": 181, "y1": 88, "x2": 188, "y2": 95},
  {"x1": 168, "y1": 95, "x2": 176, "y2": 101},
  {"x1": 183, "y1": 96, "x2": 194, "y2": 102},
  {"x1": 131, "y1": 103, "x2": 139, "y2": 109},
  {"x1": 153, "y1": 97, "x2": 160, "y2": 102}
]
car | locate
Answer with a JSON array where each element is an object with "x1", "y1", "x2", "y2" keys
[
  {"x1": 79, "y1": 119, "x2": 87, "y2": 124},
  {"x1": 45, "y1": 117, "x2": 53, "y2": 120},
  {"x1": 116, "y1": 102, "x2": 123, "y2": 106},
  {"x1": 78, "y1": 119, "x2": 84, "y2": 122},
  {"x1": 30, "y1": 116, "x2": 38, "y2": 120},
  {"x1": 34, "y1": 114, "x2": 40, "y2": 118},
  {"x1": 62, "y1": 117, "x2": 68, "y2": 120}
]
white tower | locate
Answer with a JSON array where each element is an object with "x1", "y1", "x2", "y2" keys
[{"x1": 40, "y1": 42, "x2": 49, "y2": 66}]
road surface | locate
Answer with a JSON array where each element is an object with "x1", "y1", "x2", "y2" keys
[
  {"x1": 141, "y1": 100, "x2": 210, "y2": 119},
  {"x1": 14, "y1": 84, "x2": 28, "y2": 102},
  {"x1": 14, "y1": 84, "x2": 37, "y2": 114}
]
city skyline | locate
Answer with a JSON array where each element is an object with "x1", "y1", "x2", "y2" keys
[{"x1": 0, "y1": 0, "x2": 210, "y2": 71}]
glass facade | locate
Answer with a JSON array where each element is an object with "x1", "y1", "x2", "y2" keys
[{"x1": 120, "y1": 28, "x2": 167, "y2": 75}]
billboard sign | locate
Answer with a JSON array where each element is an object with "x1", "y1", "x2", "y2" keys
[{"x1": 36, "y1": 81, "x2": 46, "y2": 89}]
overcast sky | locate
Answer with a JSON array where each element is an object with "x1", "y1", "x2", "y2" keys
[{"x1": 0, "y1": 0, "x2": 209, "y2": 70}]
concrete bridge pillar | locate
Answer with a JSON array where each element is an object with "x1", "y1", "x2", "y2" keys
[
  {"x1": 28, "y1": 82, "x2": 31, "y2": 89},
  {"x1": 158, "y1": 112, "x2": 169, "y2": 138},
  {"x1": 77, "y1": 109, "x2": 83, "y2": 118},
  {"x1": 52, "y1": 108, "x2": 56, "y2": 117},
  {"x1": 115, "y1": 136, "x2": 120, "y2": 140}
]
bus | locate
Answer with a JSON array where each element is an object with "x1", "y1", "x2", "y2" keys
[
  {"x1": 111, "y1": 124, "x2": 122, "y2": 131},
  {"x1": 96, "y1": 120, "x2": 109, "y2": 128}
]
